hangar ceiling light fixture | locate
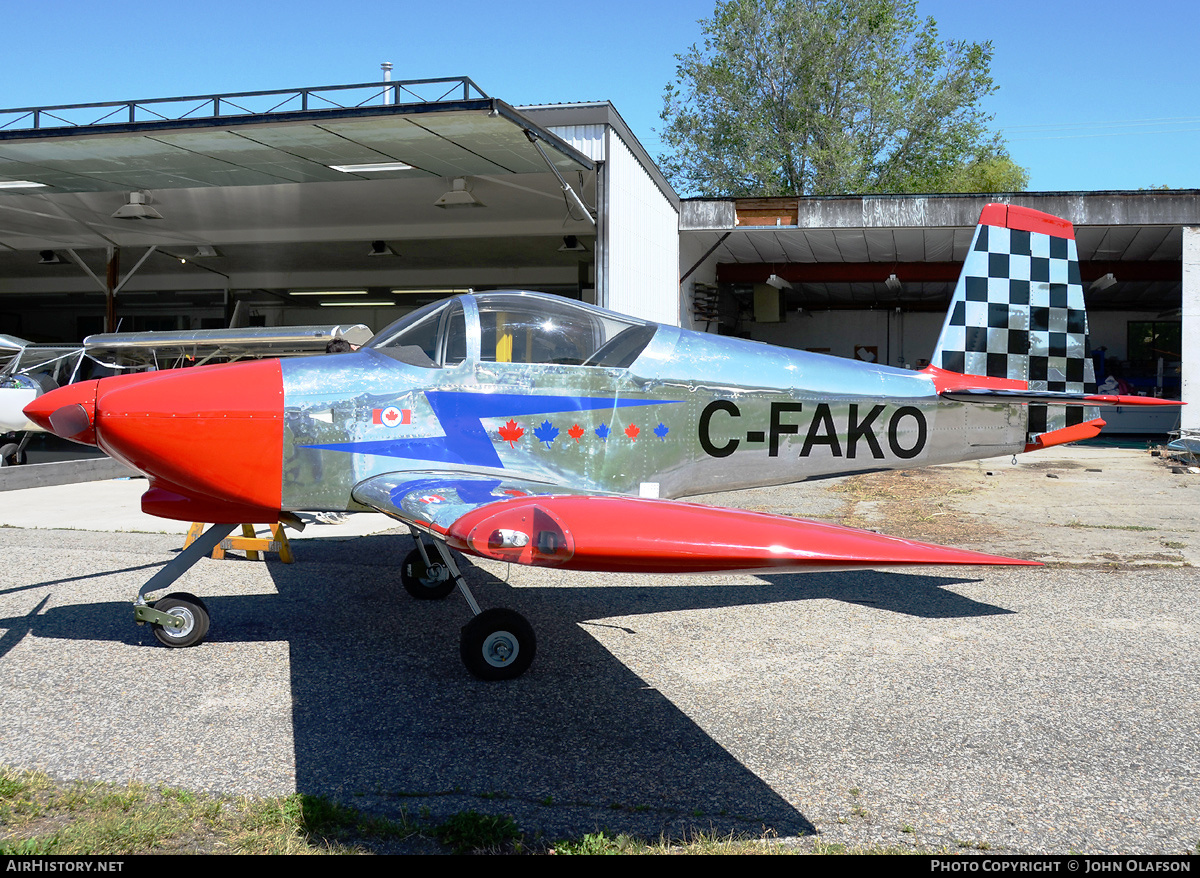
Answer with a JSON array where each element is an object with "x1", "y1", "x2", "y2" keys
[
  {"x1": 368, "y1": 240, "x2": 397, "y2": 257},
  {"x1": 0, "y1": 180, "x2": 46, "y2": 189},
  {"x1": 329, "y1": 161, "x2": 413, "y2": 173},
  {"x1": 1091, "y1": 273, "x2": 1117, "y2": 291},
  {"x1": 434, "y1": 177, "x2": 484, "y2": 209},
  {"x1": 290, "y1": 289, "x2": 368, "y2": 296},
  {"x1": 112, "y1": 191, "x2": 163, "y2": 220},
  {"x1": 319, "y1": 300, "x2": 395, "y2": 307},
  {"x1": 390, "y1": 288, "x2": 470, "y2": 295}
]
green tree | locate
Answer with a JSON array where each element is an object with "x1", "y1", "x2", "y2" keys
[{"x1": 659, "y1": 0, "x2": 1028, "y2": 196}]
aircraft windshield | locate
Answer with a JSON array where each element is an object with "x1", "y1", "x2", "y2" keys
[
  {"x1": 367, "y1": 299, "x2": 466, "y2": 368},
  {"x1": 477, "y1": 294, "x2": 653, "y2": 366},
  {"x1": 368, "y1": 293, "x2": 656, "y2": 369}
]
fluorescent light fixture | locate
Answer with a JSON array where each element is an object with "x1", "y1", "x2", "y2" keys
[
  {"x1": 38, "y1": 250, "x2": 63, "y2": 265},
  {"x1": 765, "y1": 274, "x2": 793, "y2": 290},
  {"x1": 389, "y1": 288, "x2": 470, "y2": 295},
  {"x1": 329, "y1": 161, "x2": 413, "y2": 173},
  {"x1": 0, "y1": 180, "x2": 47, "y2": 189},
  {"x1": 319, "y1": 300, "x2": 396, "y2": 307},
  {"x1": 1090, "y1": 273, "x2": 1117, "y2": 292},
  {"x1": 368, "y1": 240, "x2": 397, "y2": 257},
  {"x1": 559, "y1": 235, "x2": 587, "y2": 252},
  {"x1": 885, "y1": 273, "x2": 902, "y2": 292},
  {"x1": 290, "y1": 289, "x2": 369, "y2": 296}
]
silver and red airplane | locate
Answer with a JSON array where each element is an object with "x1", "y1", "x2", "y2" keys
[{"x1": 24, "y1": 204, "x2": 1179, "y2": 679}]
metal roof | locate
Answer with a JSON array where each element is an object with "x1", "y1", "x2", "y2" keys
[
  {"x1": 0, "y1": 79, "x2": 598, "y2": 304},
  {"x1": 682, "y1": 192, "x2": 1200, "y2": 312}
]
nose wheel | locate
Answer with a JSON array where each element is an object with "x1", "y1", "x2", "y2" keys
[
  {"x1": 149, "y1": 593, "x2": 210, "y2": 648},
  {"x1": 132, "y1": 522, "x2": 235, "y2": 649},
  {"x1": 129, "y1": 523, "x2": 538, "y2": 681}
]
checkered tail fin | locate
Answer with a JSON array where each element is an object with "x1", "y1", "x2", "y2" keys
[{"x1": 930, "y1": 204, "x2": 1099, "y2": 439}]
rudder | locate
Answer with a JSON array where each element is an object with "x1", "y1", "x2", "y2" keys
[{"x1": 930, "y1": 203, "x2": 1098, "y2": 436}]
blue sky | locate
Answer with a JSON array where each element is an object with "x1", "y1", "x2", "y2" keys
[{"x1": 0, "y1": 0, "x2": 1195, "y2": 193}]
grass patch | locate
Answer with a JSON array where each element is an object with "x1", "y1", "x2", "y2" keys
[
  {"x1": 0, "y1": 766, "x2": 416, "y2": 855},
  {"x1": 0, "y1": 766, "x2": 947, "y2": 855},
  {"x1": 433, "y1": 810, "x2": 521, "y2": 854}
]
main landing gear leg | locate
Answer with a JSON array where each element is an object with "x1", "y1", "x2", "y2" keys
[
  {"x1": 134, "y1": 523, "x2": 236, "y2": 648},
  {"x1": 406, "y1": 530, "x2": 536, "y2": 681}
]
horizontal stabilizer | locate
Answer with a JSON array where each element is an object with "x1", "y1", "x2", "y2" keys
[
  {"x1": 923, "y1": 364, "x2": 1182, "y2": 409},
  {"x1": 940, "y1": 389, "x2": 1182, "y2": 407}
]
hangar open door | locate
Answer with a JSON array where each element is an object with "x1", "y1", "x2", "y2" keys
[{"x1": 0, "y1": 78, "x2": 599, "y2": 341}]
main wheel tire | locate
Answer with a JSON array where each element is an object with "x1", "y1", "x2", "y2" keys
[
  {"x1": 460, "y1": 608, "x2": 536, "y2": 681},
  {"x1": 401, "y1": 547, "x2": 455, "y2": 600},
  {"x1": 0, "y1": 443, "x2": 25, "y2": 467},
  {"x1": 151, "y1": 592, "x2": 211, "y2": 648}
]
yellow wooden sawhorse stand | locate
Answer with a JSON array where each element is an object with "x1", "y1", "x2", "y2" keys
[{"x1": 183, "y1": 522, "x2": 294, "y2": 563}]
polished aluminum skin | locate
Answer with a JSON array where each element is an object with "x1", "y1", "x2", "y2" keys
[{"x1": 279, "y1": 291, "x2": 1026, "y2": 512}]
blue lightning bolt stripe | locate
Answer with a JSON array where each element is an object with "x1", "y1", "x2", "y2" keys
[{"x1": 301, "y1": 390, "x2": 678, "y2": 468}]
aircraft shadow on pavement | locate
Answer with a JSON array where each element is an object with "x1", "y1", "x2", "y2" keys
[{"x1": 0, "y1": 532, "x2": 1015, "y2": 843}]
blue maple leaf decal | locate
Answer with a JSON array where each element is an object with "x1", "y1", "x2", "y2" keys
[
  {"x1": 654, "y1": 423, "x2": 669, "y2": 440},
  {"x1": 595, "y1": 423, "x2": 611, "y2": 441},
  {"x1": 533, "y1": 419, "x2": 559, "y2": 446}
]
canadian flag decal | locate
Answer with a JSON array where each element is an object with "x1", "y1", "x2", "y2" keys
[{"x1": 372, "y1": 406, "x2": 412, "y2": 427}]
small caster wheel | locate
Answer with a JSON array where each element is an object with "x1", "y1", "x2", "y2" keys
[{"x1": 151, "y1": 592, "x2": 210, "y2": 648}]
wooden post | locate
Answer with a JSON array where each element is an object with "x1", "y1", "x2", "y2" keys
[{"x1": 105, "y1": 247, "x2": 120, "y2": 332}]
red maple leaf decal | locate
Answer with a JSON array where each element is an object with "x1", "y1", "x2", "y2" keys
[
  {"x1": 625, "y1": 423, "x2": 639, "y2": 441},
  {"x1": 567, "y1": 423, "x2": 585, "y2": 443},
  {"x1": 498, "y1": 419, "x2": 524, "y2": 447}
]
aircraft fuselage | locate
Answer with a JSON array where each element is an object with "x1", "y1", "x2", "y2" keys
[{"x1": 279, "y1": 325, "x2": 1026, "y2": 513}]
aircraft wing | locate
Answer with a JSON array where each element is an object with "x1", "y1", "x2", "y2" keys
[
  {"x1": 351, "y1": 470, "x2": 594, "y2": 536},
  {"x1": 352, "y1": 471, "x2": 1038, "y2": 574},
  {"x1": 0, "y1": 334, "x2": 29, "y2": 367},
  {"x1": 83, "y1": 324, "x2": 373, "y2": 367}
]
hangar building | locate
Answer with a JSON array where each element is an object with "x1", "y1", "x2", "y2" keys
[{"x1": 0, "y1": 77, "x2": 1196, "y2": 430}]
